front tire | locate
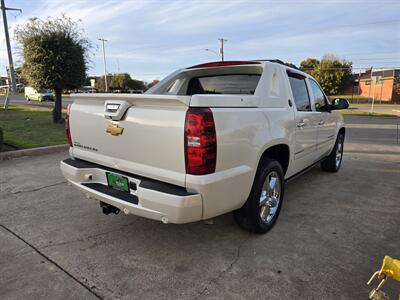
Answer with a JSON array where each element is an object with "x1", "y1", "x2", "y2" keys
[
  {"x1": 321, "y1": 133, "x2": 344, "y2": 172},
  {"x1": 234, "y1": 158, "x2": 284, "y2": 234}
]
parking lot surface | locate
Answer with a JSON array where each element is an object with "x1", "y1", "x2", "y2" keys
[{"x1": 1, "y1": 116, "x2": 399, "y2": 299}]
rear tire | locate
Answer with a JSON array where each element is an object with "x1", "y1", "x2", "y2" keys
[
  {"x1": 234, "y1": 158, "x2": 284, "y2": 234},
  {"x1": 321, "y1": 133, "x2": 344, "y2": 172}
]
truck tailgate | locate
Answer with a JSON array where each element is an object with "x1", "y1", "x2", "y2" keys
[{"x1": 69, "y1": 94, "x2": 190, "y2": 187}]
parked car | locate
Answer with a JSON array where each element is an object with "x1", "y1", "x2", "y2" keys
[
  {"x1": 60, "y1": 60, "x2": 349, "y2": 233},
  {"x1": 24, "y1": 87, "x2": 54, "y2": 102},
  {"x1": 129, "y1": 89, "x2": 144, "y2": 94},
  {"x1": 16, "y1": 83, "x2": 25, "y2": 93},
  {"x1": 76, "y1": 86, "x2": 97, "y2": 93},
  {"x1": 0, "y1": 83, "x2": 25, "y2": 94}
]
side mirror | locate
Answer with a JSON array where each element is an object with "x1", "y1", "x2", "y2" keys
[{"x1": 331, "y1": 98, "x2": 349, "y2": 110}]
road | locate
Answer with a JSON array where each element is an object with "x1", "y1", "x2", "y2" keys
[
  {"x1": 345, "y1": 115, "x2": 400, "y2": 145},
  {"x1": 349, "y1": 104, "x2": 400, "y2": 116},
  {"x1": 0, "y1": 116, "x2": 399, "y2": 299},
  {"x1": 0, "y1": 94, "x2": 73, "y2": 109},
  {"x1": 2, "y1": 94, "x2": 399, "y2": 117}
]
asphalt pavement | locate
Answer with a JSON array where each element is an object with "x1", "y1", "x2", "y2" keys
[
  {"x1": 0, "y1": 94, "x2": 73, "y2": 109},
  {"x1": 349, "y1": 104, "x2": 400, "y2": 116},
  {"x1": 1, "y1": 94, "x2": 399, "y2": 117},
  {"x1": 0, "y1": 116, "x2": 399, "y2": 299}
]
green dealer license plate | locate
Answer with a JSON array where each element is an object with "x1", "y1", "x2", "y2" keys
[{"x1": 106, "y1": 172, "x2": 129, "y2": 192}]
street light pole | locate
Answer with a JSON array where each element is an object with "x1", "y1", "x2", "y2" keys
[
  {"x1": 205, "y1": 48, "x2": 221, "y2": 60},
  {"x1": 98, "y1": 38, "x2": 108, "y2": 92},
  {"x1": 218, "y1": 38, "x2": 227, "y2": 62},
  {"x1": 1, "y1": 0, "x2": 21, "y2": 95}
]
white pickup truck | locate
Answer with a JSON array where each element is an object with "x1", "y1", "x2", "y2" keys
[{"x1": 60, "y1": 60, "x2": 348, "y2": 233}]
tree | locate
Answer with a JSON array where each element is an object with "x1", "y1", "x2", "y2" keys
[
  {"x1": 84, "y1": 76, "x2": 98, "y2": 87},
  {"x1": 283, "y1": 62, "x2": 298, "y2": 69},
  {"x1": 15, "y1": 66, "x2": 27, "y2": 86},
  {"x1": 130, "y1": 78, "x2": 146, "y2": 91},
  {"x1": 15, "y1": 16, "x2": 90, "y2": 123},
  {"x1": 110, "y1": 73, "x2": 130, "y2": 90},
  {"x1": 300, "y1": 55, "x2": 352, "y2": 95},
  {"x1": 314, "y1": 55, "x2": 352, "y2": 95},
  {"x1": 95, "y1": 74, "x2": 112, "y2": 92},
  {"x1": 394, "y1": 76, "x2": 400, "y2": 96},
  {"x1": 96, "y1": 73, "x2": 146, "y2": 92},
  {"x1": 299, "y1": 58, "x2": 320, "y2": 74},
  {"x1": 147, "y1": 80, "x2": 160, "y2": 90}
]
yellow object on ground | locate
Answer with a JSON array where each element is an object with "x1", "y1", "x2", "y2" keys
[
  {"x1": 367, "y1": 256, "x2": 400, "y2": 300},
  {"x1": 380, "y1": 256, "x2": 400, "y2": 282}
]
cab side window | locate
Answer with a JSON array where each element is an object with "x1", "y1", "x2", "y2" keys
[
  {"x1": 309, "y1": 79, "x2": 328, "y2": 111},
  {"x1": 287, "y1": 72, "x2": 311, "y2": 111}
]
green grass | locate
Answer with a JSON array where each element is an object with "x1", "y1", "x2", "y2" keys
[
  {"x1": 330, "y1": 94, "x2": 400, "y2": 104},
  {"x1": 0, "y1": 106, "x2": 67, "y2": 151},
  {"x1": 339, "y1": 110, "x2": 399, "y2": 117},
  {"x1": 329, "y1": 95, "x2": 372, "y2": 104}
]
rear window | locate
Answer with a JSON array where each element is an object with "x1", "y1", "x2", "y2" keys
[
  {"x1": 187, "y1": 74, "x2": 260, "y2": 95},
  {"x1": 38, "y1": 89, "x2": 51, "y2": 93}
]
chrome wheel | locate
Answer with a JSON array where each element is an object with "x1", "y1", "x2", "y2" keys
[
  {"x1": 335, "y1": 136, "x2": 343, "y2": 168},
  {"x1": 259, "y1": 171, "x2": 281, "y2": 223}
]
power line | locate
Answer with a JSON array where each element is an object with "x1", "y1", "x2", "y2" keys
[
  {"x1": 353, "y1": 62, "x2": 400, "y2": 64},
  {"x1": 301, "y1": 67, "x2": 400, "y2": 70},
  {"x1": 351, "y1": 57, "x2": 400, "y2": 61}
]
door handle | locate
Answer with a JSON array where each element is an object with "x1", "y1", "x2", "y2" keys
[
  {"x1": 296, "y1": 121, "x2": 306, "y2": 128},
  {"x1": 318, "y1": 120, "x2": 325, "y2": 125}
]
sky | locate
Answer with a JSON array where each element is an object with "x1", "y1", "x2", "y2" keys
[{"x1": 1, "y1": 0, "x2": 400, "y2": 82}]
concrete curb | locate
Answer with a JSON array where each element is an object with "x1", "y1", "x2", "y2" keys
[{"x1": 0, "y1": 144, "x2": 69, "y2": 161}]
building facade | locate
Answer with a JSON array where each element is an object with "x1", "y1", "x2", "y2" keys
[{"x1": 358, "y1": 69, "x2": 400, "y2": 102}]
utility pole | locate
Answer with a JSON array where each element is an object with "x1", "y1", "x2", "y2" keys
[
  {"x1": 1, "y1": 0, "x2": 21, "y2": 94},
  {"x1": 370, "y1": 68, "x2": 376, "y2": 114},
  {"x1": 367, "y1": 67, "x2": 373, "y2": 103},
  {"x1": 98, "y1": 38, "x2": 108, "y2": 92},
  {"x1": 218, "y1": 38, "x2": 227, "y2": 61}
]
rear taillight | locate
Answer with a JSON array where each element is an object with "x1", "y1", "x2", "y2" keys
[
  {"x1": 66, "y1": 104, "x2": 73, "y2": 147},
  {"x1": 185, "y1": 107, "x2": 217, "y2": 175}
]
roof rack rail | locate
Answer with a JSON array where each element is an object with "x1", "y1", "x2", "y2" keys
[
  {"x1": 187, "y1": 61, "x2": 261, "y2": 69},
  {"x1": 255, "y1": 59, "x2": 300, "y2": 70}
]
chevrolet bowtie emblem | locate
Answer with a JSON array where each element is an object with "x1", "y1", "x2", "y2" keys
[{"x1": 106, "y1": 124, "x2": 124, "y2": 136}]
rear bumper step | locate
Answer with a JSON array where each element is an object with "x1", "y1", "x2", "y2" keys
[
  {"x1": 82, "y1": 183, "x2": 138, "y2": 205},
  {"x1": 60, "y1": 158, "x2": 203, "y2": 224},
  {"x1": 63, "y1": 158, "x2": 193, "y2": 196}
]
